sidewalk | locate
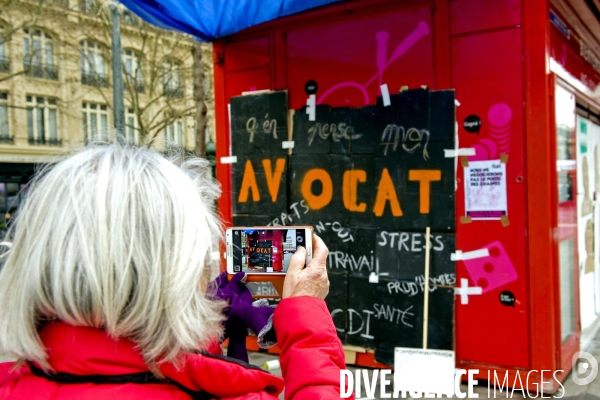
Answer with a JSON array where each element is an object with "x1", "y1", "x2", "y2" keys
[{"x1": 560, "y1": 334, "x2": 600, "y2": 400}]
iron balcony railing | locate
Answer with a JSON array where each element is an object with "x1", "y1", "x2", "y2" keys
[
  {"x1": 28, "y1": 138, "x2": 62, "y2": 146},
  {"x1": 24, "y1": 63, "x2": 58, "y2": 81},
  {"x1": 81, "y1": 72, "x2": 109, "y2": 88}
]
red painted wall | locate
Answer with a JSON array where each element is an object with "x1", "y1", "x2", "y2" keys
[
  {"x1": 450, "y1": 1, "x2": 529, "y2": 368},
  {"x1": 549, "y1": 8, "x2": 600, "y2": 91},
  {"x1": 213, "y1": 0, "x2": 598, "y2": 378},
  {"x1": 215, "y1": 0, "x2": 529, "y2": 371}
]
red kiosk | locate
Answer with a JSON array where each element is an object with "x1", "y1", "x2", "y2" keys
[{"x1": 213, "y1": 0, "x2": 600, "y2": 390}]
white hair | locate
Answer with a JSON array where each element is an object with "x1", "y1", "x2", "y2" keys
[{"x1": 0, "y1": 142, "x2": 225, "y2": 370}]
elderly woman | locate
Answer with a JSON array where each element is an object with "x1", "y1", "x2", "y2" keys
[{"x1": 0, "y1": 144, "x2": 346, "y2": 399}]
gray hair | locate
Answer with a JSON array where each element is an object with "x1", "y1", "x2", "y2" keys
[{"x1": 0, "y1": 143, "x2": 225, "y2": 370}]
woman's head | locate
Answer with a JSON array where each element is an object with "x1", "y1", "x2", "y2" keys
[{"x1": 0, "y1": 143, "x2": 224, "y2": 369}]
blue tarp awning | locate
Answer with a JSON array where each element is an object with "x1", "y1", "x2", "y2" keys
[{"x1": 118, "y1": 0, "x2": 342, "y2": 41}]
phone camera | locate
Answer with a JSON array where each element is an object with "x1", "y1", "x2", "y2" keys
[{"x1": 297, "y1": 236, "x2": 303, "y2": 243}]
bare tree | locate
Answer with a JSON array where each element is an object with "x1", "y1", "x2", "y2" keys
[
  {"x1": 0, "y1": 0, "x2": 214, "y2": 150},
  {"x1": 76, "y1": 1, "x2": 201, "y2": 146}
]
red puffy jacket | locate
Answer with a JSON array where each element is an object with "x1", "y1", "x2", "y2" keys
[{"x1": 0, "y1": 297, "x2": 350, "y2": 399}]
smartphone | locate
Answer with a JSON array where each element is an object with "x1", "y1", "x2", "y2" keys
[{"x1": 226, "y1": 226, "x2": 313, "y2": 274}]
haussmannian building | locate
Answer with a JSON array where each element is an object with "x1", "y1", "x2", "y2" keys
[{"x1": 0, "y1": 0, "x2": 215, "y2": 228}]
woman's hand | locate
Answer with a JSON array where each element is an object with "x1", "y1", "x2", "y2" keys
[{"x1": 282, "y1": 234, "x2": 329, "y2": 299}]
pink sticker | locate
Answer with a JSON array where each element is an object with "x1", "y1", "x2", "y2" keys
[{"x1": 462, "y1": 240, "x2": 517, "y2": 294}]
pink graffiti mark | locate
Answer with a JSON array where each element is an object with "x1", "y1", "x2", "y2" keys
[
  {"x1": 468, "y1": 103, "x2": 513, "y2": 161},
  {"x1": 317, "y1": 21, "x2": 431, "y2": 106},
  {"x1": 462, "y1": 240, "x2": 518, "y2": 294},
  {"x1": 469, "y1": 138, "x2": 498, "y2": 162},
  {"x1": 560, "y1": 43, "x2": 567, "y2": 66},
  {"x1": 488, "y1": 103, "x2": 512, "y2": 155}
]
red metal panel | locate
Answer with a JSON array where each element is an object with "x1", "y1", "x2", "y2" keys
[
  {"x1": 521, "y1": 0, "x2": 560, "y2": 378},
  {"x1": 452, "y1": 28, "x2": 529, "y2": 368},
  {"x1": 225, "y1": 36, "x2": 271, "y2": 72},
  {"x1": 213, "y1": 41, "x2": 232, "y2": 227},
  {"x1": 549, "y1": 8, "x2": 600, "y2": 92},
  {"x1": 211, "y1": 0, "x2": 583, "y2": 379},
  {"x1": 432, "y1": 0, "x2": 452, "y2": 88},
  {"x1": 225, "y1": 69, "x2": 271, "y2": 99},
  {"x1": 223, "y1": 35, "x2": 273, "y2": 97},
  {"x1": 450, "y1": 0, "x2": 521, "y2": 35},
  {"x1": 285, "y1": 7, "x2": 434, "y2": 109},
  {"x1": 215, "y1": 36, "x2": 272, "y2": 227}
]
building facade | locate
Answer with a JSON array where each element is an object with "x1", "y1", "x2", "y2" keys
[{"x1": 0, "y1": 0, "x2": 215, "y2": 226}]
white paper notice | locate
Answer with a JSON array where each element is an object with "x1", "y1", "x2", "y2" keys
[
  {"x1": 394, "y1": 348, "x2": 455, "y2": 396},
  {"x1": 464, "y1": 160, "x2": 507, "y2": 219}
]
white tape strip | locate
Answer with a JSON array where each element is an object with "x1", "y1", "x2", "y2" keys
[
  {"x1": 227, "y1": 103, "x2": 232, "y2": 137},
  {"x1": 220, "y1": 156, "x2": 237, "y2": 164},
  {"x1": 455, "y1": 99, "x2": 461, "y2": 107},
  {"x1": 450, "y1": 248, "x2": 490, "y2": 261},
  {"x1": 380, "y1": 83, "x2": 391, "y2": 106},
  {"x1": 241, "y1": 89, "x2": 270, "y2": 96},
  {"x1": 444, "y1": 148, "x2": 476, "y2": 158},
  {"x1": 306, "y1": 94, "x2": 316, "y2": 121},
  {"x1": 282, "y1": 141, "x2": 295, "y2": 149},
  {"x1": 369, "y1": 272, "x2": 379, "y2": 284},
  {"x1": 454, "y1": 278, "x2": 482, "y2": 305}
]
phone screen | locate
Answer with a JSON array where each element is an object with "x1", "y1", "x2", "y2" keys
[{"x1": 231, "y1": 228, "x2": 306, "y2": 273}]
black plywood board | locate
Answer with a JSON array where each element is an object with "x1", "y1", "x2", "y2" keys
[
  {"x1": 325, "y1": 270, "x2": 349, "y2": 343},
  {"x1": 347, "y1": 275, "x2": 454, "y2": 364},
  {"x1": 291, "y1": 105, "x2": 332, "y2": 155},
  {"x1": 231, "y1": 157, "x2": 288, "y2": 215},
  {"x1": 288, "y1": 155, "x2": 350, "y2": 225},
  {"x1": 429, "y1": 90, "x2": 455, "y2": 142},
  {"x1": 229, "y1": 89, "x2": 457, "y2": 356},
  {"x1": 373, "y1": 286, "x2": 455, "y2": 365},
  {"x1": 345, "y1": 228, "x2": 379, "y2": 277},
  {"x1": 328, "y1": 107, "x2": 353, "y2": 156},
  {"x1": 376, "y1": 232, "x2": 455, "y2": 280},
  {"x1": 230, "y1": 91, "x2": 289, "y2": 157},
  {"x1": 349, "y1": 106, "x2": 378, "y2": 155},
  {"x1": 346, "y1": 275, "x2": 422, "y2": 349},
  {"x1": 347, "y1": 156, "x2": 377, "y2": 228},
  {"x1": 373, "y1": 140, "x2": 455, "y2": 232},
  {"x1": 313, "y1": 226, "x2": 350, "y2": 270}
]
